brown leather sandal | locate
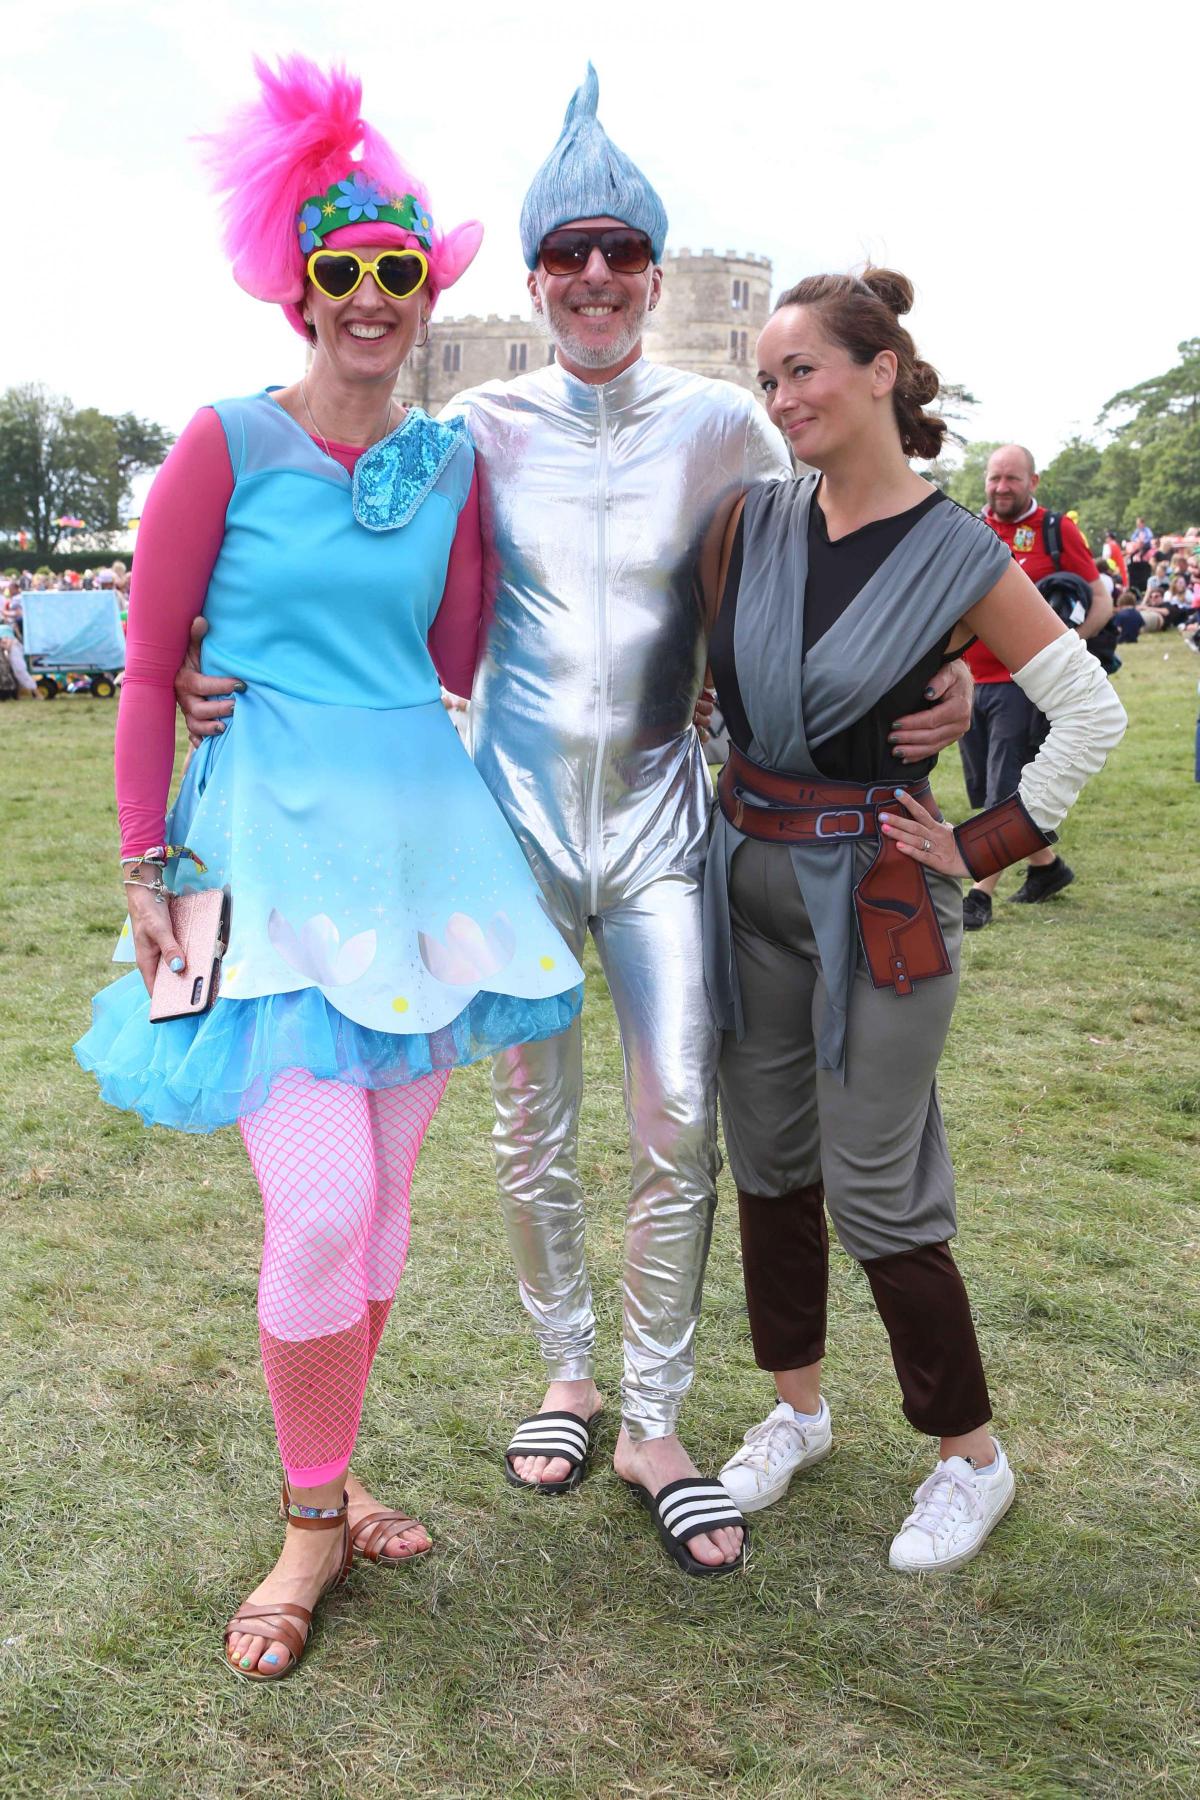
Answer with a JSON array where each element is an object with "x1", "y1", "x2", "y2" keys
[
  {"x1": 350, "y1": 1506, "x2": 432, "y2": 1567},
  {"x1": 281, "y1": 1479, "x2": 431, "y2": 1568},
  {"x1": 224, "y1": 1493, "x2": 352, "y2": 1683}
]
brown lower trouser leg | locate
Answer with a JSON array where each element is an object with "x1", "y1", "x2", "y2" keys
[
  {"x1": 861, "y1": 1242, "x2": 992, "y2": 1437},
  {"x1": 737, "y1": 1184, "x2": 828, "y2": 1371}
]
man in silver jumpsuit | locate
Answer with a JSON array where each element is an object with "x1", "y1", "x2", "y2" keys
[{"x1": 437, "y1": 71, "x2": 788, "y2": 1567}]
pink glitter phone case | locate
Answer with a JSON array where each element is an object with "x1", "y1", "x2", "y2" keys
[{"x1": 149, "y1": 888, "x2": 231, "y2": 1023}]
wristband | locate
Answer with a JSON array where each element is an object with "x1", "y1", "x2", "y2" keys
[
  {"x1": 119, "y1": 844, "x2": 207, "y2": 873},
  {"x1": 953, "y1": 792, "x2": 1056, "y2": 882}
]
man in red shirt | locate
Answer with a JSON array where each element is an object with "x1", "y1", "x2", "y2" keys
[{"x1": 960, "y1": 443, "x2": 1112, "y2": 929}]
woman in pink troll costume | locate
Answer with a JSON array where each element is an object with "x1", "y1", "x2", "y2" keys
[{"x1": 74, "y1": 56, "x2": 584, "y2": 1681}]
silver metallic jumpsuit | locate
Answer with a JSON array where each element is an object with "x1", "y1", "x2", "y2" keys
[{"x1": 443, "y1": 356, "x2": 790, "y2": 1440}]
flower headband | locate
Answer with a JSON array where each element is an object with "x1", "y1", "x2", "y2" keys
[{"x1": 297, "y1": 173, "x2": 435, "y2": 254}]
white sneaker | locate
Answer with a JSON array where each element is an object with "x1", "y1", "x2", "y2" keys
[
  {"x1": 719, "y1": 1399, "x2": 833, "y2": 1514},
  {"x1": 888, "y1": 1439, "x2": 1015, "y2": 1573}
]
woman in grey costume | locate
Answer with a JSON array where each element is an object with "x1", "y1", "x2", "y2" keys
[{"x1": 704, "y1": 269, "x2": 1126, "y2": 1573}]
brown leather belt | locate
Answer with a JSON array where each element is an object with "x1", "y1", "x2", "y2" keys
[{"x1": 717, "y1": 746, "x2": 953, "y2": 998}]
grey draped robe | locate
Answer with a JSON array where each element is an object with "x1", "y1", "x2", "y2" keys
[{"x1": 703, "y1": 475, "x2": 1011, "y2": 1079}]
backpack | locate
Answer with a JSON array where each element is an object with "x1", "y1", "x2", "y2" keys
[{"x1": 1040, "y1": 511, "x2": 1121, "y2": 676}]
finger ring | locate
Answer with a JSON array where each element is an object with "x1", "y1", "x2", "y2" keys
[{"x1": 922, "y1": 838, "x2": 931, "y2": 851}]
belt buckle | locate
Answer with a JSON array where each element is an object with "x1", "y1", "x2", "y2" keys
[{"x1": 814, "y1": 808, "x2": 865, "y2": 839}]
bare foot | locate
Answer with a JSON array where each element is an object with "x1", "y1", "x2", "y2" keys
[
  {"x1": 613, "y1": 1428, "x2": 744, "y2": 1568},
  {"x1": 508, "y1": 1378, "x2": 603, "y2": 1487},
  {"x1": 226, "y1": 1520, "x2": 347, "y2": 1676},
  {"x1": 344, "y1": 1471, "x2": 431, "y2": 1562}
]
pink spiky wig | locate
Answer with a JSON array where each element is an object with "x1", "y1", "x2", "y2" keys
[{"x1": 200, "y1": 55, "x2": 483, "y2": 338}]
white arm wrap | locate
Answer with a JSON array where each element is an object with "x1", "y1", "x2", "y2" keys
[{"x1": 1011, "y1": 631, "x2": 1128, "y2": 832}]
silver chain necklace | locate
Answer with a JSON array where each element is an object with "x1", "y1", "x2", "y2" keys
[{"x1": 300, "y1": 379, "x2": 397, "y2": 462}]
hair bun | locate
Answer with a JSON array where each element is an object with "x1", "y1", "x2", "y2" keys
[
  {"x1": 908, "y1": 358, "x2": 940, "y2": 407},
  {"x1": 860, "y1": 266, "x2": 914, "y2": 317}
]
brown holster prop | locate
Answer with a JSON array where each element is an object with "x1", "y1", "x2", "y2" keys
[
  {"x1": 953, "y1": 791, "x2": 1056, "y2": 881},
  {"x1": 717, "y1": 748, "x2": 953, "y2": 998}
]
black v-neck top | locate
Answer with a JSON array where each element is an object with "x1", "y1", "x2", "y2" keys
[{"x1": 709, "y1": 484, "x2": 954, "y2": 783}]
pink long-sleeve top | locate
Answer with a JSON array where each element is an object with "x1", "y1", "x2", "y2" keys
[{"x1": 115, "y1": 406, "x2": 484, "y2": 859}]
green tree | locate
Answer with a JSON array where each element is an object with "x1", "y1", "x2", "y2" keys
[
  {"x1": 0, "y1": 384, "x2": 173, "y2": 555},
  {"x1": 1078, "y1": 439, "x2": 1141, "y2": 548},
  {"x1": 1036, "y1": 436, "x2": 1101, "y2": 521},
  {"x1": 940, "y1": 440, "x2": 1001, "y2": 515},
  {"x1": 1093, "y1": 340, "x2": 1200, "y2": 533},
  {"x1": 1098, "y1": 338, "x2": 1200, "y2": 433},
  {"x1": 1130, "y1": 417, "x2": 1200, "y2": 534}
]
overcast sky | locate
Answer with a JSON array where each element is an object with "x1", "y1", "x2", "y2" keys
[{"x1": 4, "y1": 0, "x2": 1193, "y2": 492}]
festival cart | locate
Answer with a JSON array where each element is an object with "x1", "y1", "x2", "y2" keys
[{"x1": 21, "y1": 590, "x2": 126, "y2": 698}]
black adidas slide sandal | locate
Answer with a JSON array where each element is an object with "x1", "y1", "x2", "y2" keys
[
  {"x1": 504, "y1": 1409, "x2": 604, "y2": 1495},
  {"x1": 623, "y1": 1475, "x2": 749, "y2": 1576}
]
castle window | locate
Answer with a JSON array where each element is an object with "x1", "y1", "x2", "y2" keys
[
  {"x1": 729, "y1": 330, "x2": 749, "y2": 362},
  {"x1": 509, "y1": 342, "x2": 528, "y2": 372},
  {"x1": 739, "y1": 331, "x2": 748, "y2": 363},
  {"x1": 441, "y1": 342, "x2": 461, "y2": 373},
  {"x1": 731, "y1": 278, "x2": 748, "y2": 310}
]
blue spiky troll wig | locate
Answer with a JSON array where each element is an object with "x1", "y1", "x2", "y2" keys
[{"x1": 519, "y1": 64, "x2": 669, "y2": 270}]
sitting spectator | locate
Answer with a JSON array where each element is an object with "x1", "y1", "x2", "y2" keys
[
  {"x1": 1113, "y1": 577, "x2": 1196, "y2": 641},
  {"x1": 0, "y1": 613, "x2": 41, "y2": 698},
  {"x1": 110, "y1": 560, "x2": 131, "y2": 596},
  {"x1": 1162, "y1": 575, "x2": 1196, "y2": 625}
]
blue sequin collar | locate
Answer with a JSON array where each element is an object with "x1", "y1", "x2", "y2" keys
[{"x1": 352, "y1": 409, "x2": 469, "y2": 532}]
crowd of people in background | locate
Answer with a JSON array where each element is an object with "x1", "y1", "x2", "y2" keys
[
  {"x1": 3, "y1": 562, "x2": 131, "y2": 596},
  {"x1": 3, "y1": 514, "x2": 1199, "y2": 710},
  {"x1": 1097, "y1": 522, "x2": 1200, "y2": 648}
]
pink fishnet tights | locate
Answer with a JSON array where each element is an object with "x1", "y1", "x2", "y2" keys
[{"x1": 239, "y1": 1066, "x2": 449, "y2": 1487}]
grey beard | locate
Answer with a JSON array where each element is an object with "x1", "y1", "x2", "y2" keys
[{"x1": 541, "y1": 298, "x2": 647, "y2": 371}]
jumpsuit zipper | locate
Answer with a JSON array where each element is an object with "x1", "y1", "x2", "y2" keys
[{"x1": 587, "y1": 388, "x2": 610, "y2": 916}]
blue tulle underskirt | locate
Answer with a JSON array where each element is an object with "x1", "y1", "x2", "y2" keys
[{"x1": 75, "y1": 971, "x2": 582, "y2": 1135}]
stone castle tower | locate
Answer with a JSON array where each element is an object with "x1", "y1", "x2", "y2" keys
[{"x1": 397, "y1": 248, "x2": 773, "y2": 411}]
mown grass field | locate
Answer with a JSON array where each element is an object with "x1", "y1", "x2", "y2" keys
[{"x1": 1, "y1": 646, "x2": 1198, "y2": 1799}]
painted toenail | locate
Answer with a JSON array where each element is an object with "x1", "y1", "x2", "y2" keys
[
  {"x1": 240, "y1": 1656, "x2": 252, "y2": 1667},
  {"x1": 263, "y1": 1653, "x2": 278, "y2": 1665}
]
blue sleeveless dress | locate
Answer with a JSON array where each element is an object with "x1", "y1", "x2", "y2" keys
[{"x1": 75, "y1": 393, "x2": 584, "y2": 1132}]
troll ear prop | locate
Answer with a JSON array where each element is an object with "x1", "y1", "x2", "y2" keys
[{"x1": 434, "y1": 220, "x2": 484, "y2": 291}]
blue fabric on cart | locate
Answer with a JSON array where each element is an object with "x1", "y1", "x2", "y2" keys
[{"x1": 77, "y1": 974, "x2": 579, "y2": 1135}]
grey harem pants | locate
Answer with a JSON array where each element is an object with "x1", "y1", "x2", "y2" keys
[{"x1": 717, "y1": 837, "x2": 992, "y2": 1437}]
